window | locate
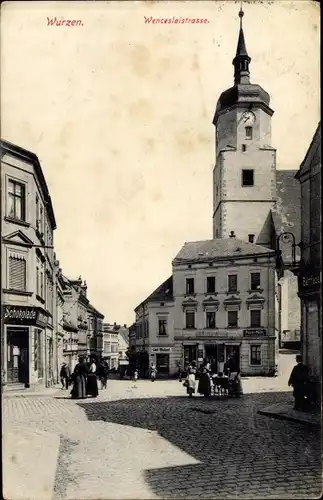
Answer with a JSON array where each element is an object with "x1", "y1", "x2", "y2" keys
[
  {"x1": 8, "y1": 180, "x2": 26, "y2": 220},
  {"x1": 228, "y1": 310, "x2": 238, "y2": 328},
  {"x1": 206, "y1": 311, "x2": 216, "y2": 329},
  {"x1": 251, "y1": 272, "x2": 261, "y2": 291},
  {"x1": 250, "y1": 310, "x2": 261, "y2": 327},
  {"x1": 9, "y1": 256, "x2": 26, "y2": 290},
  {"x1": 186, "y1": 311, "x2": 195, "y2": 329},
  {"x1": 158, "y1": 319, "x2": 167, "y2": 335},
  {"x1": 206, "y1": 276, "x2": 216, "y2": 294},
  {"x1": 40, "y1": 271, "x2": 44, "y2": 298},
  {"x1": 186, "y1": 278, "x2": 195, "y2": 295},
  {"x1": 245, "y1": 126, "x2": 253, "y2": 140},
  {"x1": 250, "y1": 345, "x2": 261, "y2": 365},
  {"x1": 36, "y1": 265, "x2": 40, "y2": 295},
  {"x1": 242, "y1": 169, "x2": 254, "y2": 186},
  {"x1": 242, "y1": 144, "x2": 247, "y2": 152},
  {"x1": 145, "y1": 320, "x2": 149, "y2": 338},
  {"x1": 228, "y1": 274, "x2": 238, "y2": 293},
  {"x1": 36, "y1": 195, "x2": 40, "y2": 229},
  {"x1": 40, "y1": 206, "x2": 44, "y2": 233},
  {"x1": 248, "y1": 234, "x2": 255, "y2": 243},
  {"x1": 104, "y1": 342, "x2": 111, "y2": 354}
]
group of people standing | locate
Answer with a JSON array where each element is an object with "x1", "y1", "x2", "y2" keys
[
  {"x1": 183, "y1": 358, "x2": 243, "y2": 398},
  {"x1": 59, "y1": 356, "x2": 110, "y2": 400}
]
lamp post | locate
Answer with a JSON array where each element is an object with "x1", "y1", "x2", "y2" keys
[{"x1": 276, "y1": 232, "x2": 302, "y2": 276}]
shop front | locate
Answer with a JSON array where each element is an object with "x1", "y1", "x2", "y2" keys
[
  {"x1": 2, "y1": 305, "x2": 49, "y2": 388},
  {"x1": 150, "y1": 346, "x2": 172, "y2": 376}
]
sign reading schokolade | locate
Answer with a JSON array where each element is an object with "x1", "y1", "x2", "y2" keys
[{"x1": 2, "y1": 305, "x2": 48, "y2": 327}]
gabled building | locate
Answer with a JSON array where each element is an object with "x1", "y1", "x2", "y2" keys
[
  {"x1": 1, "y1": 139, "x2": 57, "y2": 389},
  {"x1": 295, "y1": 122, "x2": 321, "y2": 387}
]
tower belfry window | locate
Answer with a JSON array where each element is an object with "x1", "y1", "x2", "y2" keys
[
  {"x1": 245, "y1": 127, "x2": 253, "y2": 140},
  {"x1": 242, "y1": 169, "x2": 254, "y2": 186}
]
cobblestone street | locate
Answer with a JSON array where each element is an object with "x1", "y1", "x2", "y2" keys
[{"x1": 3, "y1": 353, "x2": 322, "y2": 500}]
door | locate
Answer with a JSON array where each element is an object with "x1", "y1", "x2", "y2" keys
[
  {"x1": 7, "y1": 328, "x2": 29, "y2": 385},
  {"x1": 183, "y1": 345, "x2": 197, "y2": 365},
  {"x1": 156, "y1": 354, "x2": 169, "y2": 375},
  {"x1": 204, "y1": 344, "x2": 218, "y2": 373},
  {"x1": 225, "y1": 345, "x2": 240, "y2": 371}
]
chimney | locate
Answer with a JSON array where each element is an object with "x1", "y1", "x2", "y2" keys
[{"x1": 229, "y1": 231, "x2": 236, "y2": 238}]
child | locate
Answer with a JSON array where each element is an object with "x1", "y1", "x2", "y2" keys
[{"x1": 133, "y1": 369, "x2": 138, "y2": 382}]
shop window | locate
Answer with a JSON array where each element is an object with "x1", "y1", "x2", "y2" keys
[
  {"x1": 158, "y1": 319, "x2": 167, "y2": 335},
  {"x1": 250, "y1": 345, "x2": 261, "y2": 365},
  {"x1": 251, "y1": 272, "x2": 261, "y2": 291},
  {"x1": 228, "y1": 274, "x2": 238, "y2": 293},
  {"x1": 228, "y1": 310, "x2": 238, "y2": 328},
  {"x1": 9, "y1": 255, "x2": 26, "y2": 291},
  {"x1": 8, "y1": 179, "x2": 26, "y2": 221},
  {"x1": 186, "y1": 278, "x2": 195, "y2": 295},
  {"x1": 206, "y1": 276, "x2": 216, "y2": 294},
  {"x1": 185, "y1": 311, "x2": 195, "y2": 329},
  {"x1": 250, "y1": 309, "x2": 261, "y2": 327},
  {"x1": 206, "y1": 311, "x2": 216, "y2": 329}
]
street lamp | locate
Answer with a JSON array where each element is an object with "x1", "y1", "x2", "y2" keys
[{"x1": 276, "y1": 232, "x2": 302, "y2": 275}]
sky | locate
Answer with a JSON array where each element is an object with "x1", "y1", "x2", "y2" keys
[{"x1": 1, "y1": 1, "x2": 320, "y2": 325}]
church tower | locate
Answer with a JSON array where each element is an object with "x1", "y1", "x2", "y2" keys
[{"x1": 213, "y1": 8, "x2": 276, "y2": 246}]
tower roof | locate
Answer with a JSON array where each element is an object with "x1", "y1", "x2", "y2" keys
[{"x1": 213, "y1": 7, "x2": 273, "y2": 124}]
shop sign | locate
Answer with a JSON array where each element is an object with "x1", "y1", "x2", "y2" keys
[
  {"x1": 151, "y1": 347, "x2": 172, "y2": 354},
  {"x1": 3, "y1": 305, "x2": 48, "y2": 327},
  {"x1": 243, "y1": 329, "x2": 266, "y2": 337},
  {"x1": 299, "y1": 273, "x2": 321, "y2": 293}
]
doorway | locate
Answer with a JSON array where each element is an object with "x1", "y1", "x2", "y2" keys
[
  {"x1": 156, "y1": 353, "x2": 169, "y2": 375},
  {"x1": 183, "y1": 345, "x2": 197, "y2": 364},
  {"x1": 225, "y1": 345, "x2": 240, "y2": 371},
  {"x1": 205, "y1": 344, "x2": 218, "y2": 373},
  {"x1": 7, "y1": 328, "x2": 29, "y2": 385}
]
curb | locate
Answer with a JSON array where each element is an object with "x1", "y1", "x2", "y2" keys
[{"x1": 257, "y1": 409, "x2": 321, "y2": 427}]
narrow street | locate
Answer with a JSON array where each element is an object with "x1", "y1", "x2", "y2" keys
[{"x1": 3, "y1": 352, "x2": 321, "y2": 500}]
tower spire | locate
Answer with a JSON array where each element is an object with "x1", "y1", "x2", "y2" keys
[{"x1": 232, "y1": 5, "x2": 251, "y2": 85}]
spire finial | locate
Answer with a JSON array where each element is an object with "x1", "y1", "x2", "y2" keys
[{"x1": 232, "y1": 2, "x2": 251, "y2": 85}]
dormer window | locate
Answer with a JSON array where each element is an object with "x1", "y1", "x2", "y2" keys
[{"x1": 245, "y1": 127, "x2": 253, "y2": 140}]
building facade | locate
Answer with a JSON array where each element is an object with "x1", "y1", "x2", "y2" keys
[
  {"x1": 172, "y1": 237, "x2": 277, "y2": 376},
  {"x1": 295, "y1": 122, "x2": 321, "y2": 385},
  {"x1": 87, "y1": 303, "x2": 104, "y2": 359},
  {"x1": 134, "y1": 278, "x2": 174, "y2": 376},
  {"x1": 118, "y1": 325, "x2": 130, "y2": 362},
  {"x1": 102, "y1": 323, "x2": 120, "y2": 369},
  {"x1": 1, "y1": 140, "x2": 57, "y2": 389}
]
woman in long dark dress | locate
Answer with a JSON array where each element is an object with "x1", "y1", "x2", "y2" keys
[
  {"x1": 71, "y1": 357, "x2": 88, "y2": 399},
  {"x1": 87, "y1": 357, "x2": 99, "y2": 397},
  {"x1": 198, "y1": 363, "x2": 211, "y2": 397}
]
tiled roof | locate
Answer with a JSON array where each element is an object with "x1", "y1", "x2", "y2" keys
[
  {"x1": 87, "y1": 303, "x2": 104, "y2": 318},
  {"x1": 272, "y1": 170, "x2": 301, "y2": 242},
  {"x1": 136, "y1": 276, "x2": 173, "y2": 310},
  {"x1": 173, "y1": 238, "x2": 274, "y2": 263}
]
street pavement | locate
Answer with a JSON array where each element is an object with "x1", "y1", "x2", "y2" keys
[{"x1": 2, "y1": 351, "x2": 322, "y2": 500}]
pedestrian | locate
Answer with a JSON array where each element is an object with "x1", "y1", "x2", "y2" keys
[
  {"x1": 133, "y1": 369, "x2": 139, "y2": 382},
  {"x1": 60, "y1": 362, "x2": 70, "y2": 390},
  {"x1": 198, "y1": 362, "x2": 212, "y2": 397},
  {"x1": 70, "y1": 356, "x2": 88, "y2": 399},
  {"x1": 288, "y1": 355, "x2": 309, "y2": 410},
  {"x1": 98, "y1": 360, "x2": 108, "y2": 389},
  {"x1": 150, "y1": 362, "x2": 157, "y2": 382},
  {"x1": 178, "y1": 362, "x2": 183, "y2": 382},
  {"x1": 184, "y1": 361, "x2": 197, "y2": 397},
  {"x1": 86, "y1": 357, "x2": 99, "y2": 398}
]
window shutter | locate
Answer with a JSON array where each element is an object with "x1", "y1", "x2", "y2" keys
[{"x1": 9, "y1": 257, "x2": 26, "y2": 290}]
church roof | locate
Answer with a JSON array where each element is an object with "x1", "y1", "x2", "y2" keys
[
  {"x1": 215, "y1": 84, "x2": 271, "y2": 117},
  {"x1": 272, "y1": 170, "x2": 301, "y2": 243},
  {"x1": 173, "y1": 238, "x2": 274, "y2": 264}
]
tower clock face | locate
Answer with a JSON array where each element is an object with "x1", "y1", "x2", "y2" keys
[{"x1": 241, "y1": 111, "x2": 256, "y2": 126}]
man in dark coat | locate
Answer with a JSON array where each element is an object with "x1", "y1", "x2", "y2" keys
[
  {"x1": 288, "y1": 355, "x2": 309, "y2": 410},
  {"x1": 60, "y1": 363, "x2": 71, "y2": 390}
]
